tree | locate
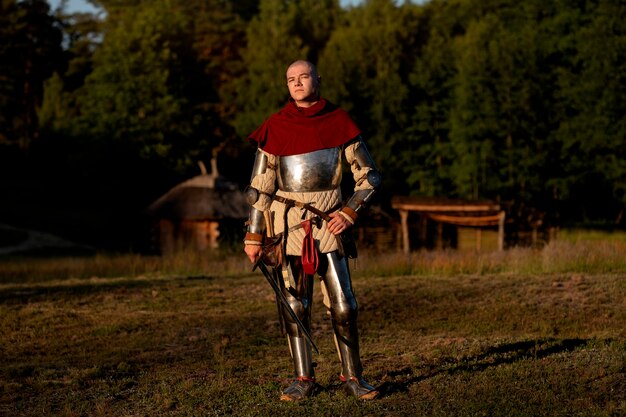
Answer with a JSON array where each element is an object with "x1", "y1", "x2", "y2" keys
[
  {"x1": 183, "y1": 0, "x2": 253, "y2": 168},
  {"x1": 555, "y1": 0, "x2": 626, "y2": 220},
  {"x1": 448, "y1": 3, "x2": 554, "y2": 202},
  {"x1": 0, "y1": 0, "x2": 63, "y2": 150},
  {"x1": 74, "y1": 0, "x2": 198, "y2": 172},
  {"x1": 233, "y1": 0, "x2": 342, "y2": 138},
  {"x1": 320, "y1": 0, "x2": 420, "y2": 192},
  {"x1": 402, "y1": 0, "x2": 466, "y2": 197},
  {"x1": 37, "y1": 4, "x2": 103, "y2": 137},
  {"x1": 405, "y1": 0, "x2": 568, "y2": 213}
]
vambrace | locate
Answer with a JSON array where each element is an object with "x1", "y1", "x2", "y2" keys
[
  {"x1": 344, "y1": 137, "x2": 382, "y2": 218},
  {"x1": 245, "y1": 149, "x2": 277, "y2": 236},
  {"x1": 247, "y1": 208, "x2": 265, "y2": 236}
]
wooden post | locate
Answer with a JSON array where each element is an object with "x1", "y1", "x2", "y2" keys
[
  {"x1": 196, "y1": 221, "x2": 208, "y2": 251},
  {"x1": 419, "y1": 215, "x2": 428, "y2": 248},
  {"x1": 436, "y1": 222, "x2": 443, "y2": 250},
  {"x1": 475, "y1": 228, "x2": 482, "y2": 252},
  {"x1": 400, "y1": 209, "x2": 409, "y2": 254},
  {"x1": 208, "y1": 222, "x2": 220, "y2": 249},
  {"x1": 498, "y1": 211, "x2": 505, "y2": 251}
]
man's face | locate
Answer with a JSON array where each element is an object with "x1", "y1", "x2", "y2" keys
[{"x1": 286, "y1": 62, "x2": 320, "y2": 107}]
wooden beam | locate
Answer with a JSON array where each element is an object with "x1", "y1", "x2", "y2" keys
[
  {"x1": 391, "y1": 203, "x2": 500, "y2": 212},
  {"x1": 427, "y1": 213, "x2": 504, "y2": 226}
]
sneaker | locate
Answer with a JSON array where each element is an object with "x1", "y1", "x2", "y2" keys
[
  {"x1": 341, "y1": 375, "x2": 379, "y2": 400},
  {"x1": 280, "y1": 376, "x2": 318, "y2": 401}
]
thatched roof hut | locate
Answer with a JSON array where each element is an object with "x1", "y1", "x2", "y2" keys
[{"x1": 148, "y1": 159, "x2": 248, "y2": 253}]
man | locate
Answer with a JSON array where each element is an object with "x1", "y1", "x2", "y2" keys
[{"x1": 243, "y1": 60, "x2": 381, "y2": 401}]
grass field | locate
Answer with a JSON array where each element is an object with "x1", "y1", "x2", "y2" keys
[{"x1": 0, "y1": 238, "x2": 625, "y2": 416}]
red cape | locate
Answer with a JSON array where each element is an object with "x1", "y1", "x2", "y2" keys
[{"x1": 248, "y1": 98, "x2": 361, "y2": 156}]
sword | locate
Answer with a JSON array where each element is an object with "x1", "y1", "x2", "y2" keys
[{"x1": 253, "y1": 257, "x2": 319, "y2": 354}]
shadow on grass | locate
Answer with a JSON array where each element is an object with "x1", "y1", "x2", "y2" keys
[
  {"x1": 0, "y1": 274, "x2": 216, "y2": 304},
  {"x1": 377, "y1": 337, "x2": 588, "y2": 397}
]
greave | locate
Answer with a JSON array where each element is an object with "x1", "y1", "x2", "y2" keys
[
  {"x1": 282, "y1": 257, "x2": 315, "y2": 378},
  {"x1": 288, "y1": 335, "x2": 314, "y2": 378},
  {"x1": 320, "y1": 251, "x2": 363, "y2": 378}
]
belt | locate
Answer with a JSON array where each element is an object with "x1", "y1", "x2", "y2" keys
[{"x1": 272, "y1": 194, "x2": 333, "y2": 222}]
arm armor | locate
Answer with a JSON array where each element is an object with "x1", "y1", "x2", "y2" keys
[
  {"x1": 344, "y1": 137, "x2": 381, "y2": 216},
  {"x1": 246, "y1": 150, "x2": 270, "y2": 235}
]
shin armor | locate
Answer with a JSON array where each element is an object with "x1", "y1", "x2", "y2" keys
[
  {"x1": 319, "y1": 251, "x2": 363, "y2": 379},
  {"x1": 282, "y1": 258, "x2": 315, "y2": 378}
]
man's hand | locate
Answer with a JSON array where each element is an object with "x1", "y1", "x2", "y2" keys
[
  {"x1": 327, "y1": 211, "x2": 352, "y2": 235},
  {"x1": 244, "y1": 244, "x2": 263, "y2": 264}
]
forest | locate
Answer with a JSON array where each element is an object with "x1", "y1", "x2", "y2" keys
[{"x1": 1, "y1": 0, "x2": 625, "y2": 251}]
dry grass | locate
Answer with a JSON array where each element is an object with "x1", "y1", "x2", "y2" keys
[
  {"x1": 0, "y1": 249, "x2": 251, "y2": 283},
  {"x1": 2, "y1": 238, "x2": 626, "y2": 283},
  {"x1": 356, "y1": 238, "x2": 626, "y2": 277},
  {"x1": 0, "y1": 237, "x2": 625, "y2": 416}
]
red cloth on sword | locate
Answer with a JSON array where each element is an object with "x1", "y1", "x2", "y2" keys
[{"x1": 247, "y1": 98, "x2": 361, "y2": 156}]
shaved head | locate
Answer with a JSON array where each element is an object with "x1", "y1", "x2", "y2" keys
[
  {"x1": 286, "y1": 60, "x2": 319, "y2": 78},
  {"x1": 286, "y1": 60, "x2": 321, "y2": 108}
]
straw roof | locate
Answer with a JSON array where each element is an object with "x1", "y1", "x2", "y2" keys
[{"x1": 148, "y1": 160, "x2": 249, "y2": 221}]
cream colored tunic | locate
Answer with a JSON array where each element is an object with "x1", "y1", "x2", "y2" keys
[{"x1": 250, "y1": 141, "x2": 375, "y2": 256}]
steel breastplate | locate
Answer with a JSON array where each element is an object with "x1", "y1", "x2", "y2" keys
[{"x1": 277, "y1": 148, "x2": 342, "y2": 192}]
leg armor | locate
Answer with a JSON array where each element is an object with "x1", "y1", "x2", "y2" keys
[
  {"x1": 318, "y1": 251, "x2": 362, "y2": 378},
  {"x1": 319, "y1": 251, "x2": 379, "y2": 400},
  {"x1": 279, "y1": 256, "x2": 318, "y2": 401},
  {"x1": 281, "y1": 257, "x2": 315, "y2": 379}
]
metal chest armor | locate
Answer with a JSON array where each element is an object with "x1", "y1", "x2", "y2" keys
[{"x1": 277, "y1": 147, "x2": 343, "y2": 192}]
